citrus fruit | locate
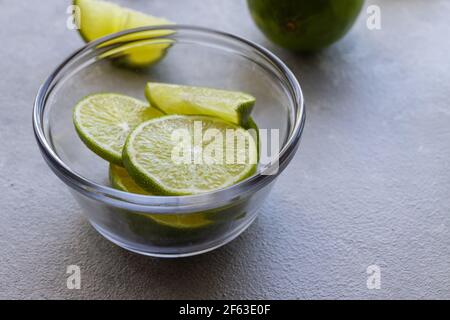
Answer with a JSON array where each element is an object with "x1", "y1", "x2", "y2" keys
[
  {"x1": 145, "y1": 83, "x2": 255, "y2": 127},
  {"x1": 247, "y1": 0, "x2": 364, "y2": 51},
  {"x1": 73, "y1": 93, "x2": 163, "y2": 165},
  {"x1": 123, "y1": 115, "x2": 258, "y2": 195},
  {"x1": 109, "y1": 164, "x2": 211, "y2": 229},
  {"x1": 74, "y1": 0, "x2": 173, "y2": 66},
  {"x1": 74, "y1": 0, "x2": 172, "y2": 42},
  {"x1": 100, "y1": 39, "x2": 174, "y2": 68},
  {"x1": 109, "y1": 163, "x2": 149, "y2": 195}
]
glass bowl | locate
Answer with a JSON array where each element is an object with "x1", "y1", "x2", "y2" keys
[{"x1": 33, "y1": 25, "x2": 305, "y2": 257}]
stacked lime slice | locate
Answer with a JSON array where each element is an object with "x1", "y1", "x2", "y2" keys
[
  {"x1": 73, "y1": 83, "x2": 258, "y2": 228},
  {"x1": 74, "y1": 87, "x2": 257, "y2": 194}
]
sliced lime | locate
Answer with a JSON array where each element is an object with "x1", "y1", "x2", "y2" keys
[
  {"x1": 123, "y1": 115, "x2": 258, "y2": 195},
  {"x1": 73, "y1": 93, "x2": 163, "y2": 165},
  {"x1": 145, "y1": 83, "x2": 255, "y2": 127},
  {"x1": 149, "y1": 213, "x2": 212, "y2": 229},
  {"x1": 109, "y1": 164, "x2": 211, "y2": 229},
  {"x1": 109, "y1": 163, "x2": 149, "y2": 195}
]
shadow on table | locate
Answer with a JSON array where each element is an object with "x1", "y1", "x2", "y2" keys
[{"x1": 72, "y1": 216, "x2": 264, "y2": 299}]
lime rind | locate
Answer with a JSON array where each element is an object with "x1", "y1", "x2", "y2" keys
[
  {"x1": 122, "y1": 148, "x2": 169, "y2": 195},
  {"x1": 74, "y1": 118, "x2": 123, "y2": 165}
]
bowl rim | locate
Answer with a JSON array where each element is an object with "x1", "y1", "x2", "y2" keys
[{"x1": 33, "y1": 25, "x2": 306, "y2": 210}]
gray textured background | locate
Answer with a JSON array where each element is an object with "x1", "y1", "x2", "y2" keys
[{"x1": 1, "y1": 0, "x2": 449, "y2": 299}]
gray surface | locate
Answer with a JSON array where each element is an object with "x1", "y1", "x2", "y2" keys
[{"x1": 0, "y1": 0, "x2": 449, "y2": 299}]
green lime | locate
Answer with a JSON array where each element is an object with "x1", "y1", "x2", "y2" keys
[
  {"x1": 123, "y1": 115, "x2": 258, "y2": 195},
  {"x1": 247, "y1": 0, "x2": 364, "y2": 51},
  {"x1": 73, "y1": 93, "x2": 163, "y2": 165},
  {"x1": 74, "y1": 0, "x2": 173, "y2": 66},
  {"x1": 145, "y1": 83, "x2": 255, "y2": 127},
  {"x1": 109, "y1": 164, "x2": 211, "y2": 229}
]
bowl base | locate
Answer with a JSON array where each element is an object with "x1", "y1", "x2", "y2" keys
[{"x1": 89, "y1": 216, "x2": 258, "y2": 258}]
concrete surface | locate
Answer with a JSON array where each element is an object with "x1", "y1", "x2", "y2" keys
[{"x1": 1, "y1": 0, "x2": 449, "y2": 299}]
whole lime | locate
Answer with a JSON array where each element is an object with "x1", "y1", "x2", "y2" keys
[{"x1": 247, "y1": 0, "x2": 364, "y2": 51}]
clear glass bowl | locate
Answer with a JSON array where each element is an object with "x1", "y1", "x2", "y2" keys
[{"x1": 33, "y1": 26, "x2": 305, "y2": 257}]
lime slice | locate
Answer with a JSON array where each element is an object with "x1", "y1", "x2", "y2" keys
[
  {"x1": 145, "y1": 83, "x2": 256, "y2": 127},
  {"x1": 73, "y1": 93, "x2": 163, "y2": 165},
  {"x1": 74, "y1": 0, "x2": 173, "y2": 66},
  {"x1": 123, "y1": 115, "x2": 258, "y2": 195},
  {"x1": 109, "y1": 163, "x2": 149, "y2": 195},
  {"x1": 109, "y1": 164, "x2": 211, "y2": 229},
  {"x1": 148, "y1": 213, "x2": 211, "y2": 229}
]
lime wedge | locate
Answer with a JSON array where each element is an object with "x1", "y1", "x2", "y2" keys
[
  {"x1": 75, "y1": 0, "x2": 172, "y2": 42},
  {"x1": 74, "y1": 0, "x2": 123, "y2": 42},
  {"x1": 123, "y1": 115, "x2": 258, "y2": 195},
  {"x1": 145, "y1": 83, "x2": 255, "y2": 127},
  {"x1": 73, "y1": 93, "x2": 163, "y2": 165},
  {"x1": 100, "y1": 39, "x2": 173, "y2": 68},
  {"x1": 74, "y1": 0, "x2": 173, "y2": 66},
  {"x1": 109, "y1": 164, "x2": 211, "y2": 229}
]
